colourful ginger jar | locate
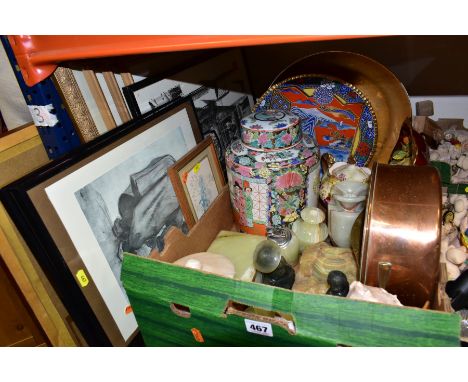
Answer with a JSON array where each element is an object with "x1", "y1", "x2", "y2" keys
[{"x1": 226, "y1": 109, "x2": 320, "y2": 236}]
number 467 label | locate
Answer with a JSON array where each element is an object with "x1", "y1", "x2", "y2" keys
[{"x1": 244, "y1": 319, "x2": 273, "y2": 337}]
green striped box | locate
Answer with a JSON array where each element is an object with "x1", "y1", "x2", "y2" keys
[{"x1": 121, "y1": 187, "x2": 460, "y2": 347}]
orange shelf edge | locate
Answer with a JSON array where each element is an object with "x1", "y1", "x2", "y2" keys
[{"x1": 8, "y1": 35, "x2": 370, "y2": 87}]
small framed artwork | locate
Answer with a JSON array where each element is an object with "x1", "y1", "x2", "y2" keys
[
  {"x1": 168, "y1": 137, "x2": 226, "y2": 229},
  {"x1": 0, "y1": 97, "x2": 202, "y2": 346}
]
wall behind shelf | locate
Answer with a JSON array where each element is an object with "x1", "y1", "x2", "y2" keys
[
  {"x1": 0, "y1": 42, "x2": 32, "y2": 131},
  {"x1": 242, "y1": 35, "x2": 468, "y2": 98},
  {"x1": 69, "y1": 35, "x2": 467, "y2": 119},
  {"x1": 410, "y1": 96, "x2": 468, "y2": 122},
  {"x1": 4, "y1": 36, "x2": 467, "y2": 140}
]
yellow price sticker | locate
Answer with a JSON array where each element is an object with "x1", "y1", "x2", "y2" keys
[
  {"x1": 76, "y1": 269, "x2": 89, "y2": 287},
  {"x1": 193, "y1": 162, "x2": 201, "y2": 174},
  {"x1": 465, "y1": 186, "x2": 468, "y2": 193}
]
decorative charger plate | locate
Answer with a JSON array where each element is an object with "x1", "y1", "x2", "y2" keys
[
  {"x1": 255, "y1": 75, "x2": 377, "y2": 167},
  {"x1": 260, "y1": 51, "x2": 412, "y2": 166}
]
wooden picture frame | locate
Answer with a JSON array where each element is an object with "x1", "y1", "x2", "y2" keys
[
  {"x1": 53, "y1": 67, "x2": 135, "y2": 143},
  {"x1": 52, "y1": 67, "x2": 100, "y2": 142},
  {"x1": 0, "y1": 98, "x2": 202, "y2": 346},
  {"x1": 168, "y1": 136, "x2": 225, "y2": 229}
]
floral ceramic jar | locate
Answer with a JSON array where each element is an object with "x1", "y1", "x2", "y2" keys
[{"x1": 225, "y1": 109, "x2": 320, "y2": 236}]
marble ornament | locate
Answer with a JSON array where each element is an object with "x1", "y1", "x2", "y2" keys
[
  {"x1": 292, "y1": 242, "x2": 357, "y2": 295},
  {"x1": 174, "y1": 252, "x2": 236, "y2": 279},
  {"x1": 291, "y1": 207, "x2": 328, "y2": 251},
  {"x1": 347, "y1": 281, "x2": 403, "y2": 306}
]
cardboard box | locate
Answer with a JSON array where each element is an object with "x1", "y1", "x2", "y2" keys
[
  {"x1": 121, "y1": 186, "x2": 461, "y2": 346},
  {"x1": 431, "y1": 160, "x2": 468, "y2": 195}
]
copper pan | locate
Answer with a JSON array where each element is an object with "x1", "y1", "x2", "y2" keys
[
  {"x1": 267, "y1": 51, "x2": 412, "y2": 165},
  {"x1": 360, "y1": 163, "x2": 441, "y2": 307}
]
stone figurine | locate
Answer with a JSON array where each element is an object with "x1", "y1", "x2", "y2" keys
[
  {"x1": 291, "y1": 207, "x2": 328, "y2": 251},
  {"x1": 326, "y1": 270, "x2": 349, "y2": 297}
]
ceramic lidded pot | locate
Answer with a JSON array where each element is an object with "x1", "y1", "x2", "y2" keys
[
  {"x1": 225, "y1": 109, "x2": 320, "y2": 236},
  {"x1": 319, "y1": 161, "x2": 371, "y2": 204}
]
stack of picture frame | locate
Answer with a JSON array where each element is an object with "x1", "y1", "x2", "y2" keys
[
  {"x1": 0, "y1": 47, "x2": 256, "y2": 346},
  {"x1": 0, "y1": 99, "x2": 200, "y2": 345},
  {"x1": 122, "y1": 49, "x2": 254, "y2": 169},
  {"x1": 53, "y1": 68, "x2": 135, "y2": 143},
  {"x1": 55, "y1": 49, "x2": 254, "y2": 169}
]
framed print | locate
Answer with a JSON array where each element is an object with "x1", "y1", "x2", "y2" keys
[
  {"x1": 0, "y1": 97, "x2": 202, "y2": 346},
  {"x1": 102, "y1": 71, "x2": 132, "y2": 124},
  {"x1": 52, "y1": 66, "x2": 100, "y2": 142},
  {"x1": 82, "y1": 69, "x2": 117, "y2": 130},
  {"x1": 168, "y1": 137, "x2": 225, "y2": 229},
  {"x1": 123, "y1": 49, "x2": 254, "y2": 169}
]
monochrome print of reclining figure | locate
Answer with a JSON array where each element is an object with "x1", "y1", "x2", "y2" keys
[
  {"x1": 76, "y1": 186, "x2": 121, "y2": 281},
  {"x1": 76, "y1": 154, "x2": 188, "y2": 289},
  {"x1": 113, "y1": 154, "x2": 188, "y2": 255}
]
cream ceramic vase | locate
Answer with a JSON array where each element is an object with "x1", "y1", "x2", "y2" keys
[{"x1": 291, "y1": 207, "x2": 328, "y2": 251}]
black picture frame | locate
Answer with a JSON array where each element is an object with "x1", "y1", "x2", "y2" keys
[
  {"x1": 122, "y1": 49, "x2": 254, "y2": 170},
  {"x1": 0, "y1": 97, "x2": 202, "y2": 346}
]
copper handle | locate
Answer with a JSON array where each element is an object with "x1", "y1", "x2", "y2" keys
[{"x1": 378, "y1": 261, "x2": 392, "y2": 289}]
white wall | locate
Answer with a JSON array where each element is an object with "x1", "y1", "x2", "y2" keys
[
  {"x1": 410, "y1": 96, "x2": 468, "y2": 123},
  {"x1": 0, "y1": 43, "x2": 32, "y2": 130}
]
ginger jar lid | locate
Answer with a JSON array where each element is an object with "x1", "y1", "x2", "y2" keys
[{"x1": 240, "y1": 109, "x2": 301, "y2": 151}]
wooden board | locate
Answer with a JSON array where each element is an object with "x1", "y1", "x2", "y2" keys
[{"x1": 0, "y1": 127, "x2": 81, "y2": 346}]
